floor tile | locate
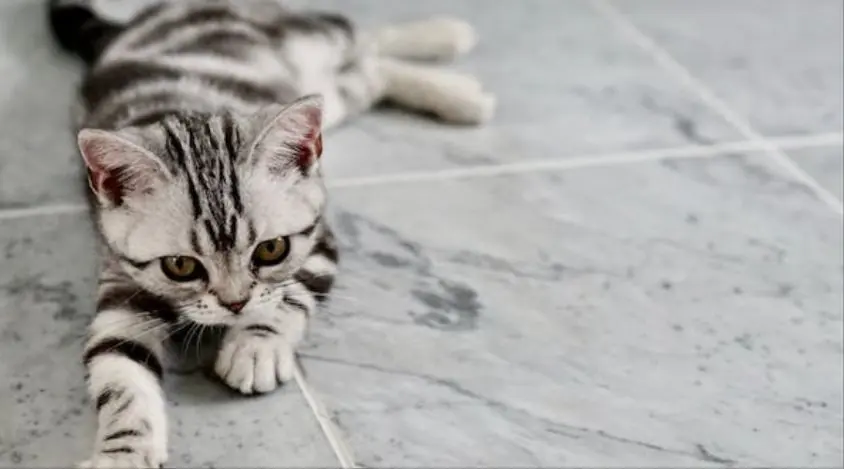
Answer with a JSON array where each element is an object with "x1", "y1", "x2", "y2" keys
[
  {"x1": 790, "y1": 145, "x2": 844, "y2": 202},
  {"x1": 0, "y1": 0, "x2": 86, "y2": 210},
  {"x1": 612, "y1": 0, "x2": 844, "y2": 137},
  {"x1": 0, "y1": 215, "x2": 338, "y2": 467},
  {"x1": 302, "y1": 153, "x2": 843, "y2": 466}
]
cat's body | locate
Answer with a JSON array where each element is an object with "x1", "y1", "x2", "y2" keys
[
  {"x1": 70, "y1": 1, "x2": 383, "y2": 130},
  {"x1": 49, "y1": 0, "x2": 493, "y2": 466}
]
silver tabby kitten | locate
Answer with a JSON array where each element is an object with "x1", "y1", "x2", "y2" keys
[{"x1": 48, "y1": 0, "x2": 493, "y2": 467}]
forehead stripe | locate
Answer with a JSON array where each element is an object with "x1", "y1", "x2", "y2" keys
[
  {"x1": 163, "y1": 121, "x2": 202, "y2": 218},
  {"x1": 189, "y1": 227, "x2": 202, "y2": 255}
]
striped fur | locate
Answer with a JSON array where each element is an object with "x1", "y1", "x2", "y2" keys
[
  {"x1": 50, "y1": 1, "x2": 492, "y2": 466},
  {"x1": 55, "y1": 1, "x2": 361, "y2": 467},
  {"x1": 75, "y1": 0, "x2": 384, "y2": 130}
]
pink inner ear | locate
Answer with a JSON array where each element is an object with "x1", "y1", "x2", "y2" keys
[
  {"x1": 78, "y1": 129, "x2": 164, "y2": 205},
  {"x1": 252, "y1": 96, "x2": 325, "y2": 174},
  {"x1": 315, "y1": 132, "x2": 323, "y2": 158},
  {"x1": 88, "y1": 167, "x2": 125, "y2": 204},
  {"x1": 297, "y1": 96, "x2": 324, "y2": 130},
  {"x1": 294, "y1": 131, "x2": 323, "y2": 170},
  {"x1": 80, "y1": 135, "x2": 125, "y2": 204},
  {"x1": 295, "y1": 99, "x2": 323, "y2": 169}
]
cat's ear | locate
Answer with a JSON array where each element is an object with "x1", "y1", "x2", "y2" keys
[
  {"x1": 247, "y1": 95, "x2": 324, "y2": 175},
  {"x1": 77, "y1": 129, "x2": 169, "y2": 206}
]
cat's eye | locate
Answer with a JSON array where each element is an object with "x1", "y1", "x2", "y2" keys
[
  {"x1": 252, "y1": 237, "x2": 290, "y2": 267},
  {"x1": 161, "y1": 256, "x2": 205, "y2": 282}
]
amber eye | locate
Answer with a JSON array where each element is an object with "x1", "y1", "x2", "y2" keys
[
  {"x1": 161, "y1": 256, "x2": 204, "y2": 282},
  {"x1": 252, "y1": 237, "x2": 289, "y2": 266}
]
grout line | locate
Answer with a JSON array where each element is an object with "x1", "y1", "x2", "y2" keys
[
  {"x1": 590, "y1": 0, "x2": 844, "y2": 215},
  {"x1": 293, "y1": 363, "x2": 358, "y2": 469},
  {"x1": 0, "y1": 132, "x2": 841, "y2": 222},
  {"x1": 328, "y1": 132, "x2": 843, "y2": 188},
  {"x1": 0, "y1": 202, "x2": 89, "y2": 221}
]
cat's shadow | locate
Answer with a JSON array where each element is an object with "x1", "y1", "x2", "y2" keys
[{"x1": 164, "y1": 327, "x2": 242, "y2": 404}]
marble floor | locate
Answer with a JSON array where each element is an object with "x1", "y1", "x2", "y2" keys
[{"x1": 1, "y1": 0, "x2": 842, "y2": 467}]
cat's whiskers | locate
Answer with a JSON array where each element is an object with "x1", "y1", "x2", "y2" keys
[
  {"x1": 97, "y1": 286, "x2": 144, "y2": 310},
  {"x1": 193, "y1": 324, "x2": 207, "y2": 363},
  {"x1": 179, "y1": 322, "x2": 200, "y2": 357},
  {"x1": 248, "y1": 284, "x2": 360, "y2": 309},
  {"x1": 92, "y1": 314, "x2": 162, "y2": 340},
  {"x1": 259, "y1": 285, "x2": 358, "y2": 303},
  {"x1": 94, "y1": 320, "x2": 173, "y2": 356},
  {"x1": 166, "y1": 321, "x2": 190, "y2": 340}
]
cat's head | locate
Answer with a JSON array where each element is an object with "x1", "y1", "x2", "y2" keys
[{"x1": 78, "y1": 96, "x2": 327, "y2": 326}]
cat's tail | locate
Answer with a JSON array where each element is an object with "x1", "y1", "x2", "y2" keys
[{"x1": 47, "y1": 0, "x2": 124, "y2": 66}]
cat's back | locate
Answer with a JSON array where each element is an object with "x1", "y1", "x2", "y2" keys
[{"x1": 79, "y1": 0, "x2": 297, "y2": 130}]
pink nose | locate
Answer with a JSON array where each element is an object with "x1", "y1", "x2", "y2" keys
[{"x1": 222, "y1": 300, "x2": 247, "y2": 313}]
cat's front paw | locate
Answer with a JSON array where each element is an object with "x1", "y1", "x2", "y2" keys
[
  {"x1": 78, "y1": 451, "x2": 164, "y2": 469},
  {"x1": 214, "y1": 327, "x2": 296, "y2": 395}
]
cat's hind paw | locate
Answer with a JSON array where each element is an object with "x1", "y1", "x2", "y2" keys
[
  {"x1": 379, "y1": 59, "x2": 497, "y2": 125},
  {"x1": 376, "y1": 17, "x2": 478, "y2": 61}
]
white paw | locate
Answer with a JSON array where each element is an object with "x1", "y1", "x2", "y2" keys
[
  {"x1": 214, "y1": 328, "x2": 296, "y2": 394},
  {"x1": 426, "y1": 69, "x2": 497, "y2": 124},
  {"x1": 450, "y1": 91, "x2": 497, "y2": 125},
  {"x1": 377, "y1": 16, "x2": 478, "y2": 61},
  {"x1": 78, "y1": 451, "x2": 162, "y2": 468},
  {"x1": 424, "y1": 67, "x2": 485, "y2": 94},
  {"x1": 417, "y1": 17, "x2": 478, "y2": 59},
  {"x1": 399, "y1": 65, "x2": 496, "y2": 125}
]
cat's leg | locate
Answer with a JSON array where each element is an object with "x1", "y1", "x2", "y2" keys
[
  {"x1": 78, "y1": 298, "x2": 170, "y2": 468},
  {"x1": 277, "y1": 12, "x2": 495, "y2": 127},
  {"x1": 322, "y1": 54, "x2": 496, "y2": 127},
  {"x1": 274, "y1": 13, "x2": 386, "y2": 130},
  {"x1": 377, "y1": 57, "x2": 497, "y2": 125},
  {"x1": 374, "y1": 17, "x2": 478, "y2": 62},
  {"x1": 214, "y1": 227, "x2": 338, "y2": 394},
  {"x1": 320, "y1": 34, "x2": 499, "y2": 128},
  {"x1": 321, "y1": 50, "x2": 386, "y2": 130}
]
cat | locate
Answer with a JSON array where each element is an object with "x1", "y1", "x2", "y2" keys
[{"x1": 47, "y1": 0, "x2": 495, "y2": 467}]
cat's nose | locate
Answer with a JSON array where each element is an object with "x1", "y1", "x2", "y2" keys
[{"x1": 222, "y1": 299, "x2": 248, "y2": 314}]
